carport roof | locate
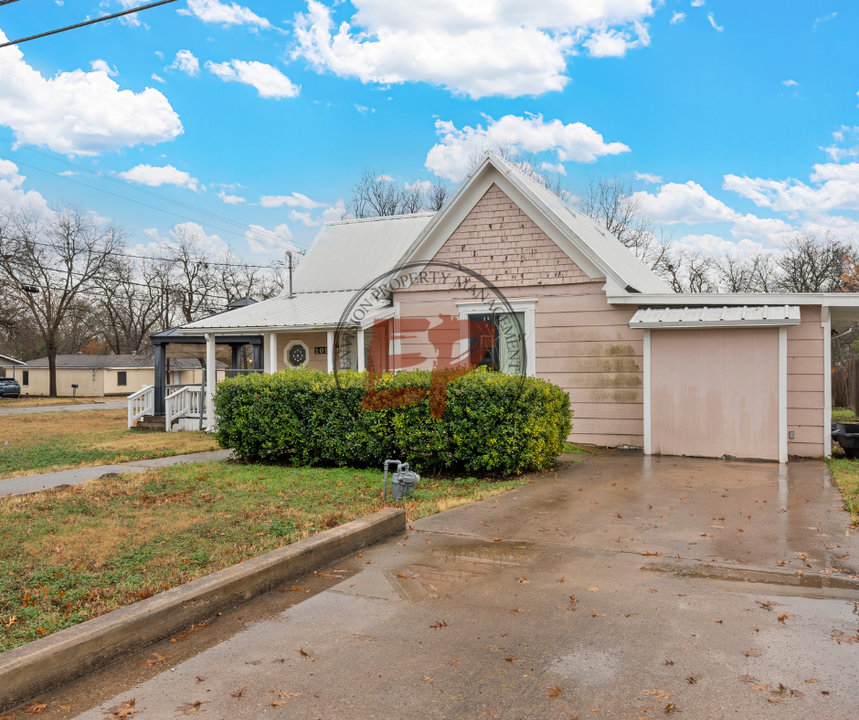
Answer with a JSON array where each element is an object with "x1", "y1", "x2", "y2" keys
[{"x1": 629, "y1": 305, "x2": 801, "y2": 329}]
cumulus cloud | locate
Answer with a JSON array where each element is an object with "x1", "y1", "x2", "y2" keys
[
  {"x1": 244, "y1": 223, "x2": 295, "y2": 256},
  {"x1": 634, "y1": 171, "x2": 662, "y2": 184},
  {"x1": 181, "y1": 0, "x2": 272, "y2": 30},
  {"x1": 170, "y1": 50, "x2": 200, "y2": 77},
  {"x1": 691, "y1": 0, "x2": 705, "y2": 6},
  {"x1": 632, "y1": 181, "x2": 738, "y2": 224},
  {"x1": 0, "y1": 159, "x2": 49, "y2": 213},
  {"x1": 217, "y1": 190, "x2": 246, "y2": 204},
  {"x1": 292, "y1": 0, "x2": 656, "y2": 99},
  {"x1": 0, "y1": 31, "x2": 182, "y2": 155},
  {"x1": 118, "y1": 164, "x2": 203, "y2": 192},
  {"x1": 90, "y1": 59, "x2": 117, "y2": 76},
  {"x1": 670, "y1": 11, "x2": 685, "y2": 24},
  {"x1": 151, "y1": 73, "x2": 166, "y2": 83},
  {"x1": 259, "y1": 192, "x2": 325, "y2": 209},
  {"x1": 424, "y1": 114, "x2": 630, "y2": 182},
  {"x1": 675, "y1": 233, "x2": 764, "y2": 256},
  {"x1": 707, "y1": 13, "x2": 723, "y2": 31},
  {"x1": 724, "y1": 163, "x2": 859, "y2": 214},
  {"x1": 205, "y1": 60, "x2": 299, "y2": 98},
  {"x1": 782, "y1": 79, "x2": 797, "y2": 87},
  {"x1": 540, "y1": 162, "x2": 566, "y2": 175}
]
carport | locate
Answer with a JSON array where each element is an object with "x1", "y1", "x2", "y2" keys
[{"x1": 632, "y1": 306, "x2": 800, "y2": 462}]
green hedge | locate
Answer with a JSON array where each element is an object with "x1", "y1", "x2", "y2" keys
[{"x1": 214, "y1": 367, "x2": 572, "y2": 475}]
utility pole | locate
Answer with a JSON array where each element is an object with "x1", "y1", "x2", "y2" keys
[{"x1": 285, "y1": 251, "x2": 294, "y2": 298}]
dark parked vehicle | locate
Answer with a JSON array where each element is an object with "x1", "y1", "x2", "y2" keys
[
  {"x1": 0, "y1": 378, "x2": 20, "y2": 398},
  {"x1": 832, "y1": 423, "x2": 859, "y2": 459}
]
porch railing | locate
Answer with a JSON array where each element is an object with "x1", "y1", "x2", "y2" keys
[
  {"x1": 127, "y1": 385, "x2": 154, "y2": 429},
  {"x1": 165, "y1": 385, "x2": 203, "y2": 432}
]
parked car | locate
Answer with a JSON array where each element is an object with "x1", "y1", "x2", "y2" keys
[{"x1": 0, "y1": 378, "x2": 20, "y2": 398}]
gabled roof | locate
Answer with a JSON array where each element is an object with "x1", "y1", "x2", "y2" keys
[
  {"x1": 397, "y1": 152, "x2": 673, "y2": 295},
  {"x1": 630, "y1": 305, "x2": 801, "y2": 329},
  {"x1": 24, "y1": 354, "x2": 208, "y2": 369},
  {"x1": 182, "y1": 213, "x2": 434, "y2": 333}
]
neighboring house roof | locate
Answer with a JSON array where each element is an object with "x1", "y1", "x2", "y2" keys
[
  {"x1": 629, "y1": 305, "x2": 802, "y2": 329},
  {"x1": 0, "y1": 353, "x2": 25, "y2": 366},
  {"x1": 24, "y1": 354, "x2": 206, "y2": 370},
  {"x1": 397, "y1": 152, "x2": 673, "y2": 296}
]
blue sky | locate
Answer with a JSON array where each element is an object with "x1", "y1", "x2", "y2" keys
[{"x1": 0, "y1": 0, "x2": 856, "y2": 262}]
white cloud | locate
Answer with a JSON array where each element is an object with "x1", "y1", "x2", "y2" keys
[
  {"x1": 258, "y1": 192, "x2": 325, "y2": 209},
  {"x1": 118, "y1": 164, "x2": 203, "y2": 192},
  {"x1": 675, "y1": 234, "x2": 764, "y2": 256},
  {"x1": 405, "y1": 179, "x2": 433, "y2": 192},
  {"x1": 634, "y1": 171, "x2": 662, "y2": 184},
  {"x1": 321, "y1": 199, "x2": 346, "y2": 222},
  {"x1": 375, "y1": 174, "x2": 394, "y2": 182},
  {"x1": 632, "y1": 181, "x2": 738, "y2": 224},
  {"x1": 707, "y1": 13, "x2": 723, "y2": 32},
  {"x1": 183, "y1": 0, "x2": 272, "y2": 30},
  {"x1": 540, "y1": 161, "x2": 566, "y2": 175},
  {"x1": 217, "y1": 190, "x2": 246, "y2": 204},
  {"x1": 173, "y1": 222, "x2": 229, "y2": 255},
  {"x1": 58, "y1": 170, "x2": 77, "y2": 177},
  {"x1": 0, "y1": 31, "x2": 182, "y2": 155},
  {"x1": 151, "y1": 73, "x2": 166, "y2": 83},
  {"x1": 823, "y1": 125, "x2": 859, "y2": 162},
  {"x1": 782, "y1": 79, "x2": 797, "y2": 87},
  {"x1": 691, "y1": 0, "x2": 705, "y2": 6},
  {"x1": 244, "y1": 223, "x2": 295, "y2": 256},
  {"x1": 729, "y1": 214, "x2": 796, "y2": 243},
  {"x1": 355, "y1": 104, "x2": 374, "y2": 114},
  {"x1": 670, "y1": 11, "x2": 685, "y2": 24},
  {"x1": 289, "y1": 210, "x2": 318, "y2": 226},
  {"x1": 0, "y1": 159, "x2": 49, "y2": 213},
  {"x1": 170, "y1": 50, "x2": 200, "y2": 77},
  {"x1": 155, "y1": 50, "x2": 164, "y2": 60},
  {"x1": 425, "y1": 113, "x2": 630, "y2": 182},
  {"x1": 292, "y1": 0, "x2": 656, "y2": 99},
  {"x1": 205, "y1": 60, "x2": 299, "y2": 98},
  {"x1": 724, "y1": 163, "x2": 859, "y2": 214},
  {"x1": 90, "y1": 59, "x2": 117, "y2": 77},
  {"x1": 814, "y1": 12, "x2": 836, "y2": 30}
]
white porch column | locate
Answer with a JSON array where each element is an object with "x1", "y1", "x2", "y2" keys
[
  {"x1": 357, "y1": 327, "x2": 365, "y2": 372},
  {"x1": 643, "y1": 329, "x2": 651, "y2": 456},
  {"x1": 268, "y1": 332, "x2": 278, "y2": 375},
  {"x1": 778, "y1": 326, "x2": 788, "y2": 464},
  {"x1": 327, "y1": 330, "x2": 334, "y2": 373},
  {"x1": 822, "y1": 308, "x2": 832, "y2": 458},
  {"x1": 205, "y1": 333, "x2": 216, "y2": 433}
]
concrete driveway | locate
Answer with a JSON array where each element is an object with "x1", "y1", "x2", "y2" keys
[
  {"x1": 33, "y1": 453, "x2": 859, "y2": 719},
  {"x1": 0, "y1": 400, "x2": 125, "y2": 416}
]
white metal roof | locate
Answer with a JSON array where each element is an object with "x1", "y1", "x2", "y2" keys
[
  {"x1": 293, "y1": 213, "x2": 435, "y2": 293},
  {"x1": 629, "y1": 305, "x2": 802, "y2": 329},
  {"x1": 181, "y1": 290, "x2": 363, "y2": 332}
]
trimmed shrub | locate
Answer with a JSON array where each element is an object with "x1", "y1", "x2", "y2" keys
[{"x1": 214, "y1": 367, "x2": 572, "y2": 475}]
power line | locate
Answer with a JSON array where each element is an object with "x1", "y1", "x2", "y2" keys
[
  {"x1": 0, "y1": 0, "x2": 180, "y2": 49},
  {"x1": 0, "y1": 136, "x2": 308, "y2": 249},
  {"x1": 0, "y1": 152, "x2": 311, "y2": 253}
]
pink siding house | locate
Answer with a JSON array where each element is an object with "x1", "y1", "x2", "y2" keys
[{"x1": 181, "y1": 152, "x2": 859, "y2": 462}]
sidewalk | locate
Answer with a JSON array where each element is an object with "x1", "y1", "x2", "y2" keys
[
  {"x1": 0, "y1": 401, "x2": 125, "y2": 416},
  {"x1": 0, "y1": 449, "x2": 233, "y2": 497}
]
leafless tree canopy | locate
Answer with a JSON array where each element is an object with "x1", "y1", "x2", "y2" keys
[
  {"x1": 347, "y1": 168, "x2": 450, "y2": 218},
  {"x1": 0, "y1": 208, "x2": 284, "y2": 395}
]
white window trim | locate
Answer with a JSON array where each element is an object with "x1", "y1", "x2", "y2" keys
[
  {"x1": 456, "y1": 299, "x2": 537, "y2": 377},
  {"x1": 284, "y1": 339, "x2": 310, "y2": 369}
]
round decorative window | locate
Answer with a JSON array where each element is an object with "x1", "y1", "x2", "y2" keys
[{"x1": 284, "y1": 340, "x2": 309, "y2": 368}]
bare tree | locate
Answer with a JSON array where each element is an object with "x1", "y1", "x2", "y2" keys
[
  {"x1": 775, "y1": 231, "x2": 851, "y2": 292},
  {"x1": 0, "y1": 206, "x2": 124, "y2": 395},
  {"x1": 349, "y1": 168, "x2": 403, "y2": 218},
  {"x1": 427, "y1": 179, "x2": 449, "y2": 211},
  {"x1": 400, "y1": 181, "x2": 426, "y2": 215},
  {"x1": 575, "y1": 177, "x2": 656, "y2": 258}
]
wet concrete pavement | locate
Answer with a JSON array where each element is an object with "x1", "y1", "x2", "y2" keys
[{"x1": 22, "y1": 454, "x2": 859, "y2": 719}]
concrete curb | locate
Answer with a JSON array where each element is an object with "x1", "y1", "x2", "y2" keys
[{"x1": 0, "y1": 507, "x2": 405, "y2": 712}]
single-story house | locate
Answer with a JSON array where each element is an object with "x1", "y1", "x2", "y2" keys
[
  {"x1": 0, "y1": 353, "x2": 26, "y2": 378},
  {"x1": 176, "y1": 152, "x2": 859, "y2": 462},
  {"x1": 20, "y1": 354, "x2": 207, "y2": 397}
]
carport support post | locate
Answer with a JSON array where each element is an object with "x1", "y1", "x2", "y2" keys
[
  {"x1": 205, "y1": 333, "x2": 216, "y2": 433},
  {"x1": 327, "y1": 330, "x2": 334, "y2": 373},
  {"x1": 822, "y1": 308, "x2": 832, "y2": 458},
  {"x1": 154, "y1": 342, "x2": 166, "y2": 416},
  {"x1": 643, "y1": 329, "x2": 651, "y2": 455},
  {"x1": 779, "y1": 327, "x2": 788, "y2": 463},
  {"x1": 357, "y1": 327, "x2": 365, "y2": 373}
]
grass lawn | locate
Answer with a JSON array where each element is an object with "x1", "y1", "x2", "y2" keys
[
  {"x1": 0, "y1": 409, "x2": 219, "y2": 479},
  {"x1": 0, "y1": 460, "x2": 537, "y2": 651},
  {"x1": 0, "y1": 397, "x2": 113, "y2": 409},
  {"x1": 826, "y1": 458, "x2": 859, "y2": 525},
  {"x1": 563, "y1": 442, "x2": 592, "y2": 454},
  {"x1": 832, "y1": 408, "x2": 858, "y2": 423}
]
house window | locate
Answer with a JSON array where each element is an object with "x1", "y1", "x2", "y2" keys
[
  {"x1": 284, "y1": 340, "x2": 310, "y2": 369},
  {"x1": 458, "y1": 300, "x2": 537, "y2": 377},
  {"x1": 117, "y1": 371, "x2": 127, "y2": 387},
  {"x1": 22, "y1": 370, "x2": 29, "y2": 386}
]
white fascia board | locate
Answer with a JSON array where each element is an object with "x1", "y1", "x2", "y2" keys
[
  {"x1": 174, "y1": 324, "x2": 342, "y2": 335},
  {"x1": 610, "y1": 292, "x2": 828, "y2": 306},
  {"x1": 631, "y1": 318, "x2": 802, "y2": 329}
]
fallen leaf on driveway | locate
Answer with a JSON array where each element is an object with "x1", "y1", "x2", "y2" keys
[
  {"x1": 505, "y1": 656, "x2": 516, "y2": 662},
  {"x1": 547, "y1": 686, "x2": 563, "y2": 698},
  {"x1": 744, "y1": 649, "x2": 761, "y2": 657},
  {"x1": 588, "y1": 587, "x2": 600, "y2": 592},
  {"x1": 422, "y1": 676, "x2": 435, "y2": 683},
  {"x1": 738, "y1": 675, "x2": 759, "y2": 684},
  {"x1": 24, "y1": 701, "x2": 47, "y2": 714},
  {"x1": 143, "y1": 652, "x2": 168, "y2": 667},
  {"x1": 430, "y1": 620, "x2": 448, "y2": 628},
  {"x1": 491, "y1": 538, "x2": 503, "y2": 542},
  {"x1": 176, "y1": 700, "x2": 207, "y2": 715},
  {"x1": 643, "y1": 690, "x2": 671, "y2": 699},
  {"x1": 104, "y1": 699, "x2": 138, "y2": 719},
  {"x1": 517, "y1": 576, "x2": 530, "y2": 584},
  {"x1": 231, "y1": 688, "x2": 246, "y2": 699},
  {"x1": 805, "y1": 679, "x2": 819, "y2": 683},
  {"x1": 777, "y1": 614, "x2": 795, "y2": 624},
  {"x1": 592, "y1": 610, "x2": 607, "y2": 617}
]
